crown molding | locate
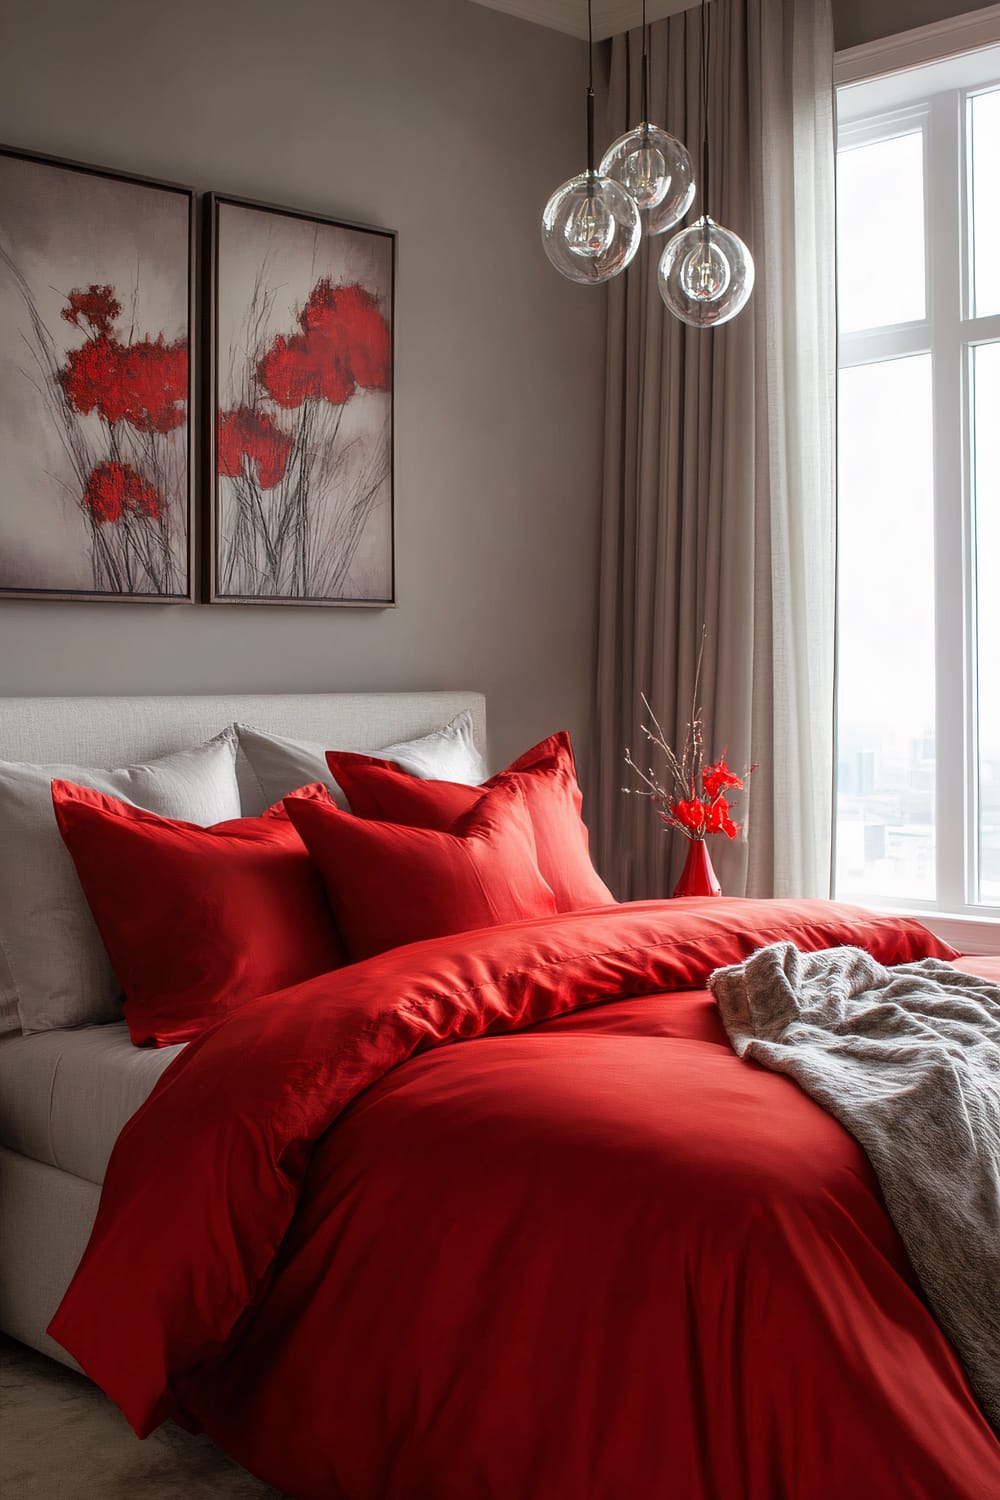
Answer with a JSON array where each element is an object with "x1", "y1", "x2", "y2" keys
[
  {"x1": 466, "y1": 0, "x2": 694, "y2": 42},
  {"x1": 835, "y1": 3, "x2": 1000, "y2": 86}
]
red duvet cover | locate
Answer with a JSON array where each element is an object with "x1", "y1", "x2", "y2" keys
[{"x1": 50, "y1": 898, "x2": 1000, "y2": 1499}]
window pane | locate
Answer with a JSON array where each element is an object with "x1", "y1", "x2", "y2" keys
[
  {"x1": 976, "y1": 342, "x2": 1000, "y2": 902},
  {"x1": 970, "y1": 89, "x2": 1000, "y2": 319},
  {"x1": 837, "y1": 132, "x2": 926, "y2": 333},
  {"x1": 836, "y1": 354, "x2": 936, "y2": 901}
]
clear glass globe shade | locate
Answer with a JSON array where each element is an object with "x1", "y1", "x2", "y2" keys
[
  {"x1": 601, "y1": 123, "x2": 696, "y2": 235},
  {"x1": 541, "y1": 171, "x2": 641, "y2": 284},
  {"x1": 657, "y1": 216, "x2": 755, "y2": 327}
]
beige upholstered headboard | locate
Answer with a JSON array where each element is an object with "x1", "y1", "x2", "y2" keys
[{"x1": 0, "y1": 691, "x2": 488, "y2": 804}]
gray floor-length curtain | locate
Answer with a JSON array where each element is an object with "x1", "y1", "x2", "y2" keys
[{"x1": 592, "y1": 0, "x2": 836, "y2": 901}]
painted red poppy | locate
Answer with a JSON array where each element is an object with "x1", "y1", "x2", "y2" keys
[
  {"x1": 256, "y1": 330, "x2": 356, "y2": 410},
  {"x1": 61, "y1": 285, "x2": 122, "y2": 337},
  {"x1": 59, "y1": 333, "x2": 188, "y2": 434},
  {"x1": 217, "y1": 407, "x2": 293, "y2": 490},
  {"x1": 83, "y1": 461, "x2": 161, "y2": 524},
  {"x1": 298, "y1": 279, "x2": 391, "y2": 390}
]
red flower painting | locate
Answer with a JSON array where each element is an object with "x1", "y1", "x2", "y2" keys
[
  {"x1": 0, "y1": 152, "x2": 192, "y2": 600},
  {"x1": 214, "y1": 223, "x2": 393, "y2": 603}
]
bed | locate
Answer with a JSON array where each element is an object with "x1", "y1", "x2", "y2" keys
[{"x1": 2, "y1": 690, "x2": 999, "y2": 1500}]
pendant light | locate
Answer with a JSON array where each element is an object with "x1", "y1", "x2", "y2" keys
[
  {"x1": 599, "y1": 0, "x2": 695, "y2": 236},
  {"x1": 541, "y1": 0, "x2": 641, "y2": 284},
  {"x1": 658, "y1": 0, "x2": 754, "y2": 327}
]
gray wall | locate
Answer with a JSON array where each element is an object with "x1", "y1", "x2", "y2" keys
[
  {"x1": 834, "y1": 0, "x2": 996, "y2": 50},
  {"x1": 0, "y1": 0, "x2": 606, "y2": 773}
]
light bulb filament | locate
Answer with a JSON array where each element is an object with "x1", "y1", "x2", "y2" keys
[
  {"x1": 564, "y1": 188, "x2": 615, "y2": 258},
  {"x1": 682, "y1": 235, "x2": 731, "y2": 302},
  {"x1": 695, "y1": 252, "x2": 717, "y2": 295},
  {"x1": 622, "y1": 126, "x2": 669, "y2": 209}
]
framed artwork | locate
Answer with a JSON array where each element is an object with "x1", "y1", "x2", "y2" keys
[
  {"x1": 0, "y1": 146, "x2": 195, "y2": 601},
  {"x1": 206, "y1": 193, "x2": 395, "y2": 606}
]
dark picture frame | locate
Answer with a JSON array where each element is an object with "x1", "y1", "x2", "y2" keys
[
  {"x1": 0, "y1": 144, "x2": 196, "y2": 602},
  {"x1": 205, "y1": 192, "x2": 395, "y2": 607}
]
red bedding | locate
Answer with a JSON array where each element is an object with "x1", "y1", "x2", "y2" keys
[{"x1": 50, "y1": 898, "x2": 1000, "y2": 1499}]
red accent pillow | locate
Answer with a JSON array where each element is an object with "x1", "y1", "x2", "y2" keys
[
  {"x1": 52, "y1": 781, "x2": 345, "y2": 1047},
  {"x1": 283, "y1": 780, "x2": 559, "y2": 962},
  {"x1": 326, "y1": 731, "x2": 615, "y2": 913}
]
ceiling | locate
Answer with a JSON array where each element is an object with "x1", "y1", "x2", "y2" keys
[{"x1": 466, "y1": 0, "x2": 696, "y2": 42}]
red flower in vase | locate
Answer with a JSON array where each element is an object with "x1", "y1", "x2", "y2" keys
[
  {"x1": 624, "y1": 656, "x2": 756, "y2": 896},
  {"x1": 61, "y1": 285, "x2": 122, "y2": 337},
  {"x1": 669, "y1": 798, "x2": 708, "y2": 837},
  {"x1": 82, "y1": 462, "x2": 161, "y2": 525},
  {"x1": 704, "y1": 797, "x2": 739, "y2": 840},
  {"x1": 217, "y1": 407, "x2": 293, "y2": 490},
  {"x1": 58, "y1": 334, "x2": 188, "y2": 434},
  {"x1": 256, "y1": 279, "x2": 391, "y2": 410},
  {"x1": 702, "y1": 757, "x2": 744, "y2": 800}
]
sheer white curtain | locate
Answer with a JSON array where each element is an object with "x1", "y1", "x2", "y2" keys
[{"x1": 592, "y1": 0, "x2": 836, "y2": 901}]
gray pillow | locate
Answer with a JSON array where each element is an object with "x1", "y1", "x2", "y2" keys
[
  {"x1": 0, "y1": 729, "x2": 240, "y2": 1036},
  {"x1": 236, "y1": 711, "x2": 486, "y2": 814}
]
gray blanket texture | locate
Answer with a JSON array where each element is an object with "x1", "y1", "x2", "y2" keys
[{"x1": 709, "y1": 942, "x2": 1000, "y2": 1431}]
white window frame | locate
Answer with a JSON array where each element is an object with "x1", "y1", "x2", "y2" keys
[{"x1": 834, "y1": 7, "x2": 1000, "y2": 954}]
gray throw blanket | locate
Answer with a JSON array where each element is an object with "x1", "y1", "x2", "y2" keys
[{"x1": 709, "y1": 942, "x2": 1000, "y2": 1431}]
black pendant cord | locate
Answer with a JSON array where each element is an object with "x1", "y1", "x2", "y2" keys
[
  {"x1": 586, "y1": 0, "x2": 596, "y2": 176},
  {"x1": 700, "y1": 0, "x2": 711, "y2": 220},
  {"x1": 640, "y1": 0, "x2": 649, "y2": 126}
]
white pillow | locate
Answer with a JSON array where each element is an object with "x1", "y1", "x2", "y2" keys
[
  {"x1": 236, "y1": 711, "x2": 486, "y2": 814},
  {"x1": 0, "y1": 729, "x2": 240, "y2": 1036}
]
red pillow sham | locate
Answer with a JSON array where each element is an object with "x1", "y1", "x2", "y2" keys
[
  {"x1": 326, "y1": 731, "x2": 615, "y2": 913},
  {"x1": 283, "y1": 780, "x2": 558, "y2": 963},
  {"x1": 52, "y1": 781, "x2": 345, "y2": 1047}
]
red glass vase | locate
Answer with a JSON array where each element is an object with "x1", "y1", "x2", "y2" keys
[{"x1": 672, "y1": 838, "x2": 722, "y2": 898}]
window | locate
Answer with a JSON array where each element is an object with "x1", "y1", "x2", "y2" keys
[{"x1": 835, "y1": 40, "x2": 1000, "y2": 916}]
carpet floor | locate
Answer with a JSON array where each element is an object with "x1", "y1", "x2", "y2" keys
[{"x1": 0, "y1": 1336, "x2": 286, "y2": 1498}]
